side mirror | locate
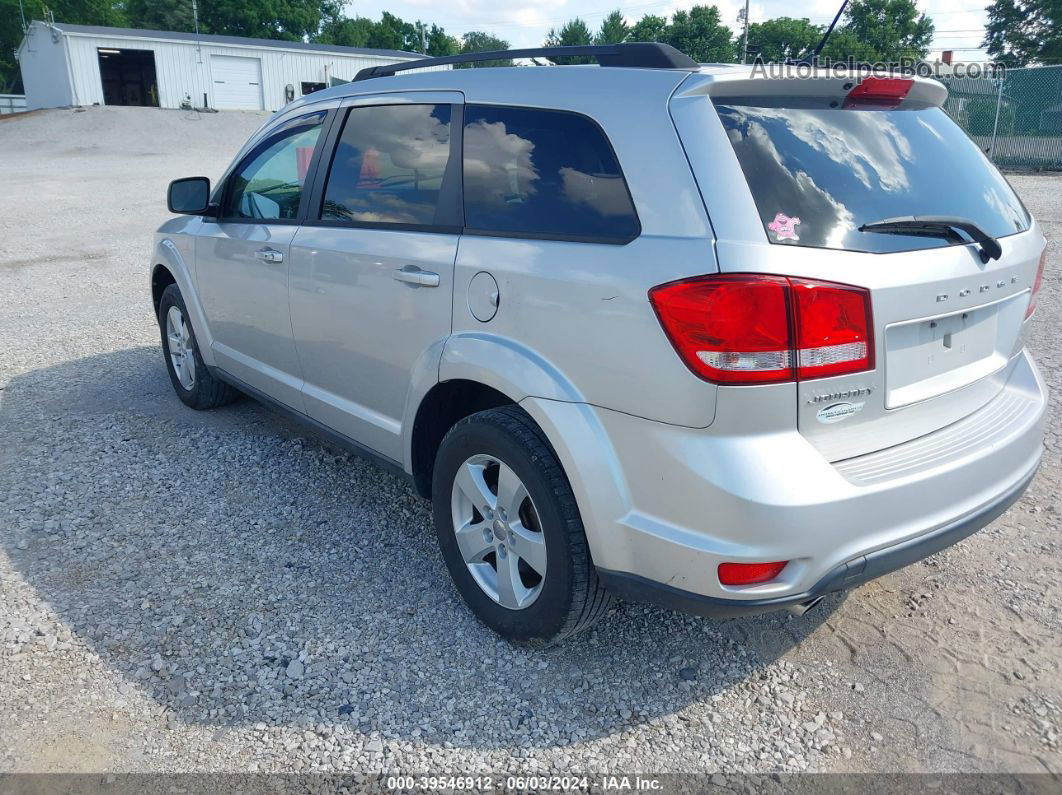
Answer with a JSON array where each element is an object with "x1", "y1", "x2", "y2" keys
[{"x1": 168, "y1": 177, "x2": 211, "y2": 215}]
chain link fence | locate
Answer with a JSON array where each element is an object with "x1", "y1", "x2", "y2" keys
[{"x1": 941, "y1": 65, "x2": 1062, "y2": 170}]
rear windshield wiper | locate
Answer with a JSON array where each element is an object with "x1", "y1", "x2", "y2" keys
[{"x1": 858, "y1": 215, "x2": 1002, "y2": 262}]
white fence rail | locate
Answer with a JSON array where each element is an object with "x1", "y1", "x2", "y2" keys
[{"x1": 0, "y1": 94, "x2": 27, "y2": 115}]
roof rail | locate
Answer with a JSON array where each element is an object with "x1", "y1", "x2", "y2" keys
[{"x1": 353, "y1": 43, "x2": 699, "y2": 82}]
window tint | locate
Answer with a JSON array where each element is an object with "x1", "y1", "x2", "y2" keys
[
  {"x1": 320, "y1": 104, "x2": 453, "y2": 227},
  {"x1": 223, "y1": 112, "x2": 325, "y2": 221},
  {"x1": 715, "y1": 100, "x2": 1030, "y2": 253},
  {"x1": 462, "y1": 105, "x2": 639, "y2": 243}
]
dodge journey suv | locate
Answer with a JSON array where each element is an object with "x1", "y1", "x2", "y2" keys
[{"x1": 152, "y1": 43, "x2": 1047, "y2": 644}]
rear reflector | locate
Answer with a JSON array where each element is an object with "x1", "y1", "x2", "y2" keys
[
  {"x1": 1026, "y1": 248, "x2": 1047, "y2": 319},
  {"x1": 844, "y1": 76, "x2": 913, "y2": 108},
  {"x1": 649, "y1": 274, "x2": 873, "y2": 385},
  {"x1": 718, "y1": 561, "x2": 788, "y2": 586}
]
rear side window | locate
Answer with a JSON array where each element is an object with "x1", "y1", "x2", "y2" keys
[
  {"x1": 715, "y1": 100, "x2": 1030, "y2": 253},
  {"x1": 463, "y1": 105, "x2": 640, "y2": 244},
  {"x1": 320, "y1": 104, "x2": 454, "y2": 228}
]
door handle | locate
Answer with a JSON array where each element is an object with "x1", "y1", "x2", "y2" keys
[
  {"x1": 392, "y1": 266, "x2": 440, "y2": 288},
  {"x1": 254, "y1": 248, "x2": 284, "y2": 264}
]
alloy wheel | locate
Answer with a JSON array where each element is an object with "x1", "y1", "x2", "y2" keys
[
  {"x1": 450, "y1": 454, "x2": 547, "y2": 610},
  {"x1": 165, "y1": 305, "x2": 196, "y2": 390}
]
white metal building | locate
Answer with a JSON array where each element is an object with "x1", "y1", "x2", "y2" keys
[{"x1": 16, "y1": 21, "x2": 426, "y2": 112}]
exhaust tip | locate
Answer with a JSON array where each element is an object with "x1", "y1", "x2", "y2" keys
[{"x1": 786, "y1": 596, "x2": 826, "y2": 617}]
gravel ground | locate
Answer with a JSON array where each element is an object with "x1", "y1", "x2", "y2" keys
[{"x1": 0, "y1": 106, "x2": 1059, "y2": 777}]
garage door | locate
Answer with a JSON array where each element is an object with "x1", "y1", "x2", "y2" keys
[{"x1": 211, "y1": 55, "x2": 263, "y2": 110}]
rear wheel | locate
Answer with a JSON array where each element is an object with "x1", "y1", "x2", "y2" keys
[
  {"x1": 158, "y1": 284, "x2": 238, "y2": 410},
  {"x1": 432, "y1": 406, "x2": 612, "y2": 645}
]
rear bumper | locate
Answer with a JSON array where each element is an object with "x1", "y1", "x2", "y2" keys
[
  {"x1": 522, "y1": 348, "x2": 1046, "y2": 615},
  {"x1": 596, "y1": 460, "x2": 1038, "y2": 617}
]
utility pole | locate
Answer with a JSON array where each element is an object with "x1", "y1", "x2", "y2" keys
[
  {"x1": 740, "y1": 0, "x2": 751, "y2": 64},
  {"x1": 192, "y1": 0, "x2": 202, "y2": 63}
]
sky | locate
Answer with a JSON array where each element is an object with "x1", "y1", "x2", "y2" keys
[{"x1": 344, "y1": 0, "x2": 993, "y2": 61}]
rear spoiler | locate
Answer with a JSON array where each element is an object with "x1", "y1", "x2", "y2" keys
[{"x1": 682, "y1": 70, "x2": 947, "y2": 108}]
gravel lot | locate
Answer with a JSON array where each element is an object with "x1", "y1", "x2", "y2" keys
[{"x1": 0, "y1": 106, "x2": 1059, "y2": 777}]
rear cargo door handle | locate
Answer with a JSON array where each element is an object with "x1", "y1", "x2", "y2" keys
[
  {"x1": 254, "y1": 247, "x2": 284, "y2": 264},
  {"x1": 392, "y1": 266, "x2": 440, "y2": 288}
]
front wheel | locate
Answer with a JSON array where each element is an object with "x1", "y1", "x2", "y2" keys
[
  {"x1": 432, "y1": 406, "x2": 612, "y2": 645},
  {"x1": 158, "y1": 284, "x2": 238, "y2": 410}
]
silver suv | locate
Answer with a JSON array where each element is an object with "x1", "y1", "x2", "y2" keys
[{"x1": 152, "y1": 44, "x2": 1047, "y2": 644}]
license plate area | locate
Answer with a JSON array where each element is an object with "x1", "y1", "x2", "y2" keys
[{"x1": 884, "y1": 293, "x2": 1025, "y2": 409}]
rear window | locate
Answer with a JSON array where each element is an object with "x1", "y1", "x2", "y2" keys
[{"x1": 715, "y1": 99, "x2": 1030, "y2": 253}]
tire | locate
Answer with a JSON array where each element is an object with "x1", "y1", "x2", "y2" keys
[
  {"x1": 158, "y1": 283, "x2": 238, "y2": 410},
  {"x1": 432, "y1": 406, "x2": 612, "y2": 645}
]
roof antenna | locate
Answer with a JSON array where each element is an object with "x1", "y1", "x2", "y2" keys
[{"x1": 798, "y1": 0, "x2": 849, "y2": 64}]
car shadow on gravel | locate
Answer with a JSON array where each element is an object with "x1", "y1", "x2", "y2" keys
[{"x1": 0, "y1": 346, "x2": 841, "y2": 750}]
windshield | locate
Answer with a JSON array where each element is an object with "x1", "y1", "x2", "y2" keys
[{"x1": 715, "y1": 99, "x2": 1030, "y2": 253}]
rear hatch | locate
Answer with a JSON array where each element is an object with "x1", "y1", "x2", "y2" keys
[{"x1": 674, "y1": 71, "x2": 1045, "y2": 461}]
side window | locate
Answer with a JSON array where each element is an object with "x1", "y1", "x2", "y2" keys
[
  {"x1": 320, "y1": 104, "x2": 453, "y2": 227},
  {"x1": 462, "y1": 105, "x2": 640, "y2": 243},
  {"x1": 222, "y1": 111, "x2": 325, "y2": 221}
]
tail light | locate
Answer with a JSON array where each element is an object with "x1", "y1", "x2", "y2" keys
[
  {"x1": 718, "y1": 561, "x2": 788, "y2": 586},
  {"x1": 649, "y1": 274, "x2": 873, "y2": 385},
  {"x1": 844, "y1": 77, "x2": 913, "y2": 108},
  {"x1": 1026, "y1": 248, "x2": 1047, "y2": 319},
  {"x1": 791, "y1": 279, "x2": 874, "y2": 379}
]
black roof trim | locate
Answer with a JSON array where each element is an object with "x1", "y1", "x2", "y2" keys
[
  {"x1": 41, "y1": 21, "x2": 424, "y2": 60},
  {"x1": 353, "y1": 43, "x2": 699, "y2": 81}
]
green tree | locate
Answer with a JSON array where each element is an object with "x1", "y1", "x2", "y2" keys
[
  {"x1": 362, "y1": 11, "x2": 413, "y2": 51},
  {"x1": 595, "y1": 10, "x2": 629, "y2": 45},
  {"x1": 745, "y1": 17, "x2": 823, "y2": 62},
  {"x1": 125, "y1": 0, "x2": 195, "y2": 32},
  {"x1": 544, "y1": 17, "x2": 594, "y2": 63},
  {"x1": 45, "y1": 0, "x2": 125, "y2": 25},
  {"x1": 316, "y1": 15, "x2": 375, "y2": 48},
  {"x1": 665, "y1": 5, "x2": 735, "y2": 63},
  {"x1": 820, "y1": 0, "x2": 934, "y2": 63},
  {"x1": 984, "y1": 0, "x2": 1062, "y2": 67},
  {"x1": 125, "y1": 0, "x2": 345, "y2": 39},
  {"x1": 318, "y1": 14, "x2": 457, "y2": 55},
  {"x1": 458, "y1": 31, "x2": 511, "y2": 68},
  {"x1": 197, "y1": 0, "x2": 341, "y2": 41},
  {"x1": 628, "y1": 14, "x2": 668, "y2": 43},
  {"x1": 425, "y1": 23, "x2": 459, "y2": 57}
]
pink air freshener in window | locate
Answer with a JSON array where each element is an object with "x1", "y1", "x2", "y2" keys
[
  {"x1": 358, "y1": 148, "x2": 381, "y2": 188},
  {"x1": 296, "y1": 146, "x2": 314, "y2": 182},
  {"x1": 768, "y1": 213, "x2": 801, "y2": 241}
]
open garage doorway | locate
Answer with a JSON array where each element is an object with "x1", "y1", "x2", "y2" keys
[{"x1": 97, "y1": 48, "x2": 158, "y2": 107}]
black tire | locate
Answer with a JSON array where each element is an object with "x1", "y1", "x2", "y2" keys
[
  {"x1": 158, "y1": 283, "x2": 238, "y2": 410},
  {"x1": 432, "y1": 406, "x2": 612, "y2": 645}
]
